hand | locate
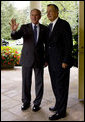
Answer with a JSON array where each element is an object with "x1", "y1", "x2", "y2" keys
[
  {"x1": 9, "y1": 18, "x2": 19, "y2": 31},
  {"x1": 44, "y1": 62, "x2": 48, "y2": 68},
  {"x1": 62, "y1": 63, "x2": 68, "y2": 69}
]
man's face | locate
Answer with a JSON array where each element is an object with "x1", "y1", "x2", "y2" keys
[
  {"x1": 30, "y1": 10, "x2": 41, "y2": 24},
  {"x1": 47, "y1": 6, "x2": 58, "y2": 22}
]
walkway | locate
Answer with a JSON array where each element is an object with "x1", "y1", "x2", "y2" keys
[{"x1": 1, "y1": 66, "x2": 84, "y2": 121}]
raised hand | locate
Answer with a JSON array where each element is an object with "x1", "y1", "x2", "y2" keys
[{"x1": 9, "y1": 18, "x2": 19, "y2": 31}]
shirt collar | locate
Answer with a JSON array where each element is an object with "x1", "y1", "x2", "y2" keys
[
  {"x1": 32, "y1": 23, "x2": 39, "y2": 29},
  {"x1": 51, "y1": 17, "x2": 59, "y2": 27}
]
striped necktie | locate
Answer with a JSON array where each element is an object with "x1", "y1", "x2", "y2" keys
[
  {"x1": 34, "y1": 25, "x2": 37, "y2": 43},
  {"x1": 49, "y1": 23, "x2": 53, "y2": 37}
]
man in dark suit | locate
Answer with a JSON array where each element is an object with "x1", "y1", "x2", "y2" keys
[
  {"x1": 46, "y1": 4, "x2": 73, "y2": 120},
  {"x1": 9, "y1": 9, "x2": 48, "y2": 112}
]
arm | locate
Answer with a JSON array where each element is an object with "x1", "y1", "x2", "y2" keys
[
  {"x1": 44, "y1": 27, "x2": 49, "y2": 67},
  {"x1": 62, "y1": 21, "x2": 73, "y2": 68},
  {"x1": 11, "y1": 26, "x2": 23, "y2": 40}
]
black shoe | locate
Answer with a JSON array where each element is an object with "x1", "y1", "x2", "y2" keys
[
  {"x1": 49, "y1": 106, "x2": 57, "y2": 112},
  {"x1": 32, "y1": 105, "x2": 41, "y2": 112},
  {"x1": 21, "y1": 103, "x2": 30, "y2": 110},
  {"x1": 49, "y1": 112, "x2": 66, "y2": 120}
]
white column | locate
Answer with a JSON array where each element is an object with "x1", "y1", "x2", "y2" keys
[
  {"x1": 78, "y1": 1, "x2": 84, "y2": 100},
  {"x1": 30, "y1": 1, "x2": 41, "y2": 11}
]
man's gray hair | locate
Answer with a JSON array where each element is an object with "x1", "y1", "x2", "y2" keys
[
  {"x1": 47, "y1": 4, "x2": 59, "y2": 12},
  {"x1": 30, "y1": 9, "x2": 41, "y2": 16}
]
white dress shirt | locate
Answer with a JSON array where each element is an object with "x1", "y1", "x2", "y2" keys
[{"x1": 51, "y1": 17, "x2": 59, "y2": 31}]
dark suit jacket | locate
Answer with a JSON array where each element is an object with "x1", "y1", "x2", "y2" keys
[
  {"x1": 11, "y1": 23, "x2": 48, "y2": 68},
  {"x1": 47, "y1": 18, "x2": 73, "y2": 69}
]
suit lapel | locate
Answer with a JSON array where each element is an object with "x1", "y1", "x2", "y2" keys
[
  {"x1": 49, "y1": 18, "x2": 60, "y2": 38},
  {"x1": 37, "y1": 24, "x2": 43, "y2": 44},
  {"x1": 26, "y1": 23, "x2": 34, "y2": 35},
  {"x1": 29, "y1": 23, "x2": 34, "y2": 34},
  {"x1": 29, "y1": 23, "x2": 35, "y2": 41},
  {"x1": 38, "y1": 24, "x2": 41, "y2": 41}
]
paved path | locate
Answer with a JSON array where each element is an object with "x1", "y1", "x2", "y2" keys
[{"x1": 1, "y1": 66, "x2": 84, "y2": 121}]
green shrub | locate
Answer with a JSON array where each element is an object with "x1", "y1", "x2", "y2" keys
[
  {"x1": 1, "y1": 46, "x2": 20, "y2": 69},
  {"x1": 72, "y1": 33, "x2": 78, "y2": 67}
]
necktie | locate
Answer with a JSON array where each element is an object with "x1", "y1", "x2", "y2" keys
[
  {"x1": 34, "y1": 25, "x2": 37, "y2": 43},
  {"x1": 49, "y1": 23, "x2": 53, "y2": 37}
]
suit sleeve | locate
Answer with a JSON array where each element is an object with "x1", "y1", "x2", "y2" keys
[
  {"x1": 11, "y1": 25, "x2": 23, "y2": 40},
  {"x1": 62, "y1": 22, "x2": 73, "y2": 65},
  {"x1": 44, "y1": 27, "x2": 49, "y2": 63}
]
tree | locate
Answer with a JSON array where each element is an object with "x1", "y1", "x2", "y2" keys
[
  {"x1": 1, "y1": 1, "x2": 16, "y2": 39},
  {"x1": 1, "y1": 1, "x2": 30, "y2": 40}
]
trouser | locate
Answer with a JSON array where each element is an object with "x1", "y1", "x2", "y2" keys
[
  {"x1": 22, "y1": 66, "x2": 44, "y2": 106},
  {"x1": 48, "y1": 65, "x2": 70, "y2": 114}
]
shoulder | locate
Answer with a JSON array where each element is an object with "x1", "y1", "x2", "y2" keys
[
  {"x1": 40, "y1": 24, "x2": 49, "y2": 34},
  {"x1": 57, "y1": 18, "x2": 71, "y2": 32},
  {"x1": 20, "y1": 23, "x2": 31, "y2": 29},
  {"x1": 59, "y1": 18, "x2": 71, "y2": 28},
  {"x1": 39, "y1": 24, "x2": 48, "y2": 29}
]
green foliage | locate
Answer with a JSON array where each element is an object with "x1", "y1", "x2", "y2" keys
[
  {"x1": 1, "y1": 1, "x2": 30, "y2": 40},
  {"x1": 1, "y1": 46, "x2": 21, "y2": 69},
  {"x1": 1, "y1": 1, "x2": 15, "y2": 39},
  {"x1": 72, "y1": 33, "x2": 78, "y2": 67},
  {"x1": 72, "y1": 12, "x2": 78, "y2": 67}
]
